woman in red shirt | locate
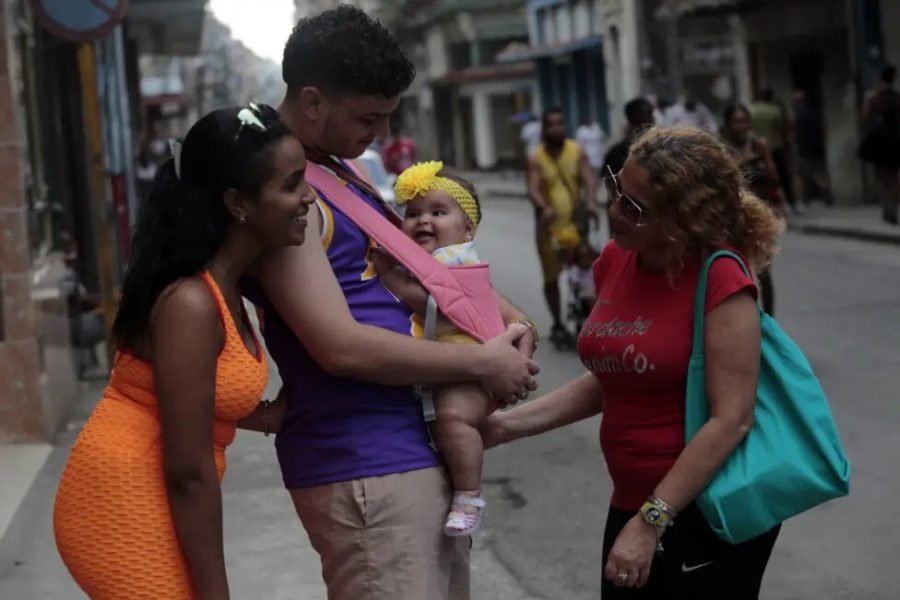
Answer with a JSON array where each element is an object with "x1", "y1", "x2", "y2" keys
[{"x1": 484, "y1": 126, "x2": 784, "y2": 599}]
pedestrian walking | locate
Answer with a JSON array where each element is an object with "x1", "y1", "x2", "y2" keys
[
  {"x1": 859, "y1": 64, "x2": 900, "y2": 225},
  {"x1": 383, "y1": 124, "x2": 417, "y2": 176},
  {"x1": 750, "y1": 89, "x2": 796, "y2": 211},
  {"x1": 53, "y1": 103, "x2": 314, "y2": 599},
  {"x1": 792, "y1": 90, "x2": 835, "y2": 207},
  {"x1": 722, "y1": 104, "x2": 784, "y2": 316},
  {"x1": 521, "y1": 112, "x2": 542, "y2": 158},
  {"x1": 527, "y1": 107, "x2": 599, "y2": 348},
  {"x1": 576, "y1": 117, "x2": 608, "y2": 177},
  {"x1": 242, "y1": 7, "x2": 540, "y2": 599},
  {"x1": 484, "y1": 126, "x2": 789, "y2": 599},
  {"x1": 603, "y1": 98, "x2": 656, "y2": 176},
  {"x1": 660, "y1": 95, "x2": 718, "y2": 133}
]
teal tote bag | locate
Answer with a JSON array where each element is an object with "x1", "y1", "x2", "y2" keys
[{"x1": 685, "y1": 250, "x2": 851, "y2": 544}]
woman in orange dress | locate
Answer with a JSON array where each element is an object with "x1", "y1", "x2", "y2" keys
[{"x1": 53, "y1": 103, "x2": 315, "y2": 600}]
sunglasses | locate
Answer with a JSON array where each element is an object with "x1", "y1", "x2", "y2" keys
[
  {"x1": 235, "y1": 102, "x2": 268, "y2": 140},
  {"x1": 604, "y1": 165, "x2": 649, "y2": 227}
]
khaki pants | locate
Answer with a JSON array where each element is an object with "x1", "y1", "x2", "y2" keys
[{"x1": 290, "y1": 467, "x2": 470, "y2": 600}]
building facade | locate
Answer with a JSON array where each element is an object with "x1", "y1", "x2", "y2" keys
[
  {"x1": 0, "y1": 0, "x2": 208, "y2": 442},
  {"x1": 655, "y1": 0, "x2": 896, "y2": 204},
  {"x1": 526, "y1": 0, "x2": 609, "y2": 135},
  {"x1": 397, "y1": 0, "x2": 537, "y2": 169}
]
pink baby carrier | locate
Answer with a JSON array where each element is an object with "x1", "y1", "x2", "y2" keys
[{"x1": 305, "y1": 162, "x2": 505, "y2": 343}]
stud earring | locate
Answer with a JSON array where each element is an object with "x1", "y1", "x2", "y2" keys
[{"x1": 239, "y1": 215, "x2": 246, "y2": 225}]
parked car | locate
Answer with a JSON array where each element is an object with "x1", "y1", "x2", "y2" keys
[{"x1": 355, "y1": 149, "x2": 400, "y2": 212}]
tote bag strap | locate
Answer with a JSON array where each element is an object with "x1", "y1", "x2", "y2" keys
[{"x1": 691, "y1": 250, "x2": 754, "y2": 357}]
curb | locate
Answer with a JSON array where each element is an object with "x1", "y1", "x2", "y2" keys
[{"x1": 789, "y1": 222, "x2": 900, "y2": 246}]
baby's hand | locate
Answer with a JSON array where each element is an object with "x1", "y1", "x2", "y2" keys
[{"x1": 370, "y1": 247, "x2": 398, "y2": 275}]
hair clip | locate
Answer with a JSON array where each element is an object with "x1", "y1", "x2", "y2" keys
[
  {"x1": 235, "y1": 102, "x2": 267, "y2": 140},
  {"x1": 168, "y1": 139, "x2": 183, "y2": 180}
]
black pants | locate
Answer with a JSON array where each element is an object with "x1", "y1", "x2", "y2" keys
[
  {"x1": 601, "y1": 505, "x2": 779, "y2": 600},
  {"x1": 771, "y1": 148, "x2": 795, "y2": 207}
]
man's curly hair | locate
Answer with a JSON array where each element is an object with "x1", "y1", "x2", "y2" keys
[
  {"x1": 282, "y1": 5, "x2": 415, "y2": 97},
  {"x1": 628, "y1": 126, "x2": 784, "y2": 270}
]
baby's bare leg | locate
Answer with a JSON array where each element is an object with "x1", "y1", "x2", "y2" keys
[{"x1": 434, "y1": 383, "x2": 494, "y2": 492}]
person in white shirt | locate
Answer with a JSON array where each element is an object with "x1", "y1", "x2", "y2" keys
[
  {"x1": 521, "y1": 115, "x2": 542, "y2": 157},
  {"x1": 662, "y1": 96, "x2": 719, "y2": 133},
  {"x1": 576, "y1": 118, "x2": 608, "y2": 174}
]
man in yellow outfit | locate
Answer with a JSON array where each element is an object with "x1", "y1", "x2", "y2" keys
[{"x1": 527, "y1": 107, "x2": 598, "y2": 348}]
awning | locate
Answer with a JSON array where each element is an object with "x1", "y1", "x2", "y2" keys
[
  {"x1": 127, "y1": 0, "x2": 208, "y2": 55},
  {"x1": 497, "y1": 35, "x2": 603, "y2": 64}
]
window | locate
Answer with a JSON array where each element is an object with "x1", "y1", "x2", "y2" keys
[{"x1": 449, "y1": 42, "x2": 472, "y2": 70}]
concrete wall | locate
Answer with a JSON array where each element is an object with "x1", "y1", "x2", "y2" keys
[
  {"x1": 459, "y1": 79, "x2": 539, "y2": 168},
  {"x1": 600, "y1": 0, "x2": 642, "y2": 138},
  {"x1": 1, "y1": 2, "x2": 78, "y2": 442}
]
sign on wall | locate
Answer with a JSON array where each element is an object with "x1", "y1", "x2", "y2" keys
[{"x1": 31, "y1": 0, "x2": 129, "y2": 42}]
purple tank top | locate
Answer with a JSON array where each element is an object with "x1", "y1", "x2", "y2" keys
[{"x1": 243, "y1": 175, "x2": 438, "y2": 489}]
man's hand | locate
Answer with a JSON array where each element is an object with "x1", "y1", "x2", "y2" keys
[
  {"x1": 477, "y1": 325, "x2": 540, "y2": 405},
  {"x1": 540, "y1": 204, "x2": 557, "y2": 226},
  {"x1": 370, "y1": 247, "x2": 398, "y2": 276},
  {"x1": 514, "y1": 328, "x2": 537, "y2": 359}
]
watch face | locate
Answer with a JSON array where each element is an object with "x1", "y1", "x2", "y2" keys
[{"x1": 645, "y1": 507, "x2": 661, "y2": 524}]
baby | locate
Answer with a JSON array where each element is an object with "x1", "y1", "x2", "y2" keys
[
  {"x1": 567, "y1": 241, "x2": 599, "y2": 329},
  {"x1": 372, "y1": 161, "x2": 494, "y2": 537}
]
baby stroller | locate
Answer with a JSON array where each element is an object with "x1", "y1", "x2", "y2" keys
[
  {"x1": 564, "y1": 241, "x2": 600, "y2": 344},
  {"x1": 549, "y1": 239, "x2": 601, "y2": 351}
]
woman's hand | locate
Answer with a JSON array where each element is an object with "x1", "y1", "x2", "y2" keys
[
  {"x1": 480, "y1": 411, "x2": 509, "y2": 450},
  {"x1": 477, "y1": 325, "x2": 540, "y2": 404},
  {"x1": 604, "y1": 514, "x2": 658, "y2": 589}
]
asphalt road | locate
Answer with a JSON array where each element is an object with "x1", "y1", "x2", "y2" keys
[
  {"x1": 474, "y1": 196, "x2": 900, "y2": 600},
  {"x1": 2, "y1": 195, "x2": 897, "y2": 600}
]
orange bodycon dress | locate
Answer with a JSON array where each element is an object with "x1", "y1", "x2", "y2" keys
[{"x1": 53, "y1": 272, "x2": 268, "y2": 599}]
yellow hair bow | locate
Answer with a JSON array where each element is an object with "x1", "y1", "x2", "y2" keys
[{"x1": 394, "y1": 161, "x2": 480, "y2": 227}]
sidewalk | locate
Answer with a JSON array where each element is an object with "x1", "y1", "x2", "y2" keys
[
  {"x1": 788, "y1": 204, "x2": 900, "y2": 245},
  {"x1": 457, "y1": 169, "x2": 527, "y2": 199},
  {"x1": 0, "y1": 351, "x2": 539, "y2": 599},
  {"x1": 463, "y1": 168, "x2": 900, "y2": 246}
]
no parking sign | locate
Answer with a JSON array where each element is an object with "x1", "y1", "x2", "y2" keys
[{"x1": 31, "y1": 0, "x2": 129, "y2": 42}]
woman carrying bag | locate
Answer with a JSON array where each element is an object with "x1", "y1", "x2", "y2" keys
[{"x1": 482, "y1": 126, "x2": 849, "y2": 599}]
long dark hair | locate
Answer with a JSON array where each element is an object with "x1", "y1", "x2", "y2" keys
[{"x1": 112, "y1": 105, "x2": 291, "y2": 351}]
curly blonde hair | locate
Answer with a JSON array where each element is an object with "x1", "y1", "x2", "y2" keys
[{"x1": 628, "y1": 126, "x2": 784, "y2": 270}]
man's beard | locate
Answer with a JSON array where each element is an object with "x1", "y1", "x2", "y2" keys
[{"x1": 544, "y1": 135, "x2": 565, "y2": 148}]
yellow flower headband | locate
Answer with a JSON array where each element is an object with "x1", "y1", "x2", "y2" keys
[{"x1": 394, "y1": 161, "x2": 480, "y2": 227}]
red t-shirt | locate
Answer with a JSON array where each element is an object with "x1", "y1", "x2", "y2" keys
[{"x1": 577, "y1": 241, "x2": 756, "y2": 511}]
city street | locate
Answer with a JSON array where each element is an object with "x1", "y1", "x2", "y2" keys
[
  {"x1": 474, "y1": 196, "x2": 900, "y2": 599},
  {"x1": 2, "y1": 195, "x2": 899, "y2": 599}
]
